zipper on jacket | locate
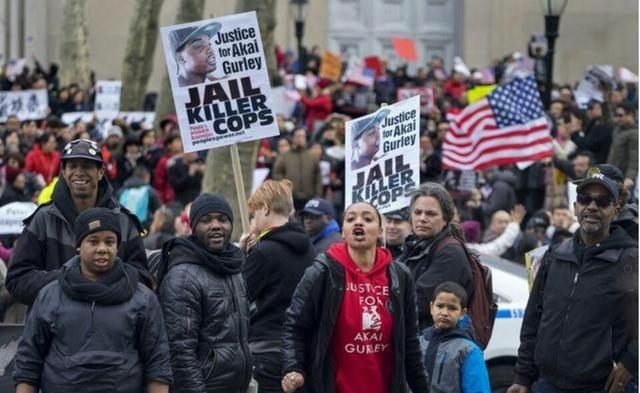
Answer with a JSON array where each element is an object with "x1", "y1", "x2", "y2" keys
[
  {"x1": 228, "y1": 277, "x2": 251, "y2": 388},
  {"x1": 436, "y1": 353, "x2": 446, "y2": 385},
  {"x1": 556, "y1": 271, "x2": 579, "y2": 371}
]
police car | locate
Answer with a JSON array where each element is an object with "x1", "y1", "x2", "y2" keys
[{"x1": 481, "y1": 254, "x2": 530, "y2": 393}]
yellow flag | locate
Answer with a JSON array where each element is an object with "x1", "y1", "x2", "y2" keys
[
  {"x1": 37, "y1": 177, "x2": 58, "y2": 205},
  {"x1": 466, "y1": 84, "x2": 497, "y2": 104}
]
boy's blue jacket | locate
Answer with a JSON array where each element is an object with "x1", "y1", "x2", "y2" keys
[{"x1": 420, "y1": 326, "x2": 491, "y2": 393}]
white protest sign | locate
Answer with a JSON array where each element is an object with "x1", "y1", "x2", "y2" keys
[
  {"x1": 345, "y1": 96, "x2": 420, "y2": 214},
  {"x1": 160, "y1": 12, "x2": 279, "y2": 153},
  {"x1": 0, "y1": 202, "x2": 37, "y2": 235},
  {"x1": 0, "y1": 89, "x2": 49, "y2": 122},
  {"x1": 62, "y1": 111, "x2": 156, "y2": 128},
  {"x1": 95, "y1": 80, "x2": 122, "y2": 121},
  {"x1": 397, "y1": 87, "x2": 434, "y2": 114}
]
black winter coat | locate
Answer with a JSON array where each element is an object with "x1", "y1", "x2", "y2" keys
[
  {"x1": 6, "y1": 177, "x2": 152, "y2": 306},
  {"x1": 572, "y1": 117, "x2": 613, "y2": 164},
  {"x1": 282, "y1": 252, "x2": 428, "y2": 393},
  {"x1": 242, "y1": 222, "x2": 315, "y2": 350},
  {"x1": 13, "y1": 257, "x2": 172, "y2": 393},
  {"x1": 401, "y1": 227, "x2": 473, "y2": 329},
  {"x1": 514, "y1": 227, "x2": 638, "y2": 390},
  {"x1": 159, "y1": 238, "x2": 252, "y2": 393}
]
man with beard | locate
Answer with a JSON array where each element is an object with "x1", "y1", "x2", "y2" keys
[
  {"x1": 6, "y1": 139, "x2": 152, "y2": 308},
  {"x1": 13, "y1": 208, "x2": 172, "y2": 393},
  {"x1": 508, "y1": 167, "x2": 638, "y2": 393},
  {"x1": 160, "y1": 193, "x2": 252, "y2": 393},
  {"x1": 170, "y1": 22, "x2": 222, "y2": 87}
]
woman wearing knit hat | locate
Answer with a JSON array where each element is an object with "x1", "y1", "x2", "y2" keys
[{"x1": 13, "y1": 207, "x2": 173, "y2": 393}]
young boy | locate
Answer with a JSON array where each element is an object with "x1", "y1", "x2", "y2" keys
[{"x1": 420, "y1": 281, "x2": 491, "y2": 393}]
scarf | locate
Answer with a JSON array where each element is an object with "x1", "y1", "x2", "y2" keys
[
  {"x1": 164, "y1": 235, "x2": 244, "y2": 276},
  {"x1": 59, "y1": 256, "x2": 139, "y2": 305}
]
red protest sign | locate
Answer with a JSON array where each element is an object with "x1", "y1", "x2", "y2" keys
[
  {"x1": 392, "y1": 37, "x2": 418, "y2": 62},
  {"x1": 364, "y1": 56, "x2": 385, "y2": 78}
]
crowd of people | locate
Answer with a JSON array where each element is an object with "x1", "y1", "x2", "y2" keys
[{"x1": 0, "y1": 46, "x2": 637, "y2": 393}]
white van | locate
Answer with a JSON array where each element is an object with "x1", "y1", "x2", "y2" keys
[{"x1": 480, "y1": 254, "x2": 529, "y2": 393}]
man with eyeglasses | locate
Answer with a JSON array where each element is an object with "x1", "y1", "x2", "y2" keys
[
  {"x1": 607, "y1": 102, "x2": 637, "y2": 193},
  {"x1": 6, "y1": 139, "x2": 153, "y2": 309},
  {"x1": 508, "y1": 167, "x2": 638, "y2": 393}
]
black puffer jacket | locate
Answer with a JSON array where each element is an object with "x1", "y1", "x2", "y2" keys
[
  {"x1": 400, "y1": 226, "x2": 473, "y2": 329},
  {"x1": 159, "y1": 237, "x2": 252, "y2": 393},
  {"x1": 282, "y1": 252, "x2": 428, "y2": 393},
  {"x1": 514, "y1": 227, "x2": 638, "y2": 390},
  {"x1": 13, "y1": 257, "x2": 172, "y2": 392},
  {"x1": 6, "y1": 177, "x2": 152, "y2": 306},
  {"x1": 242, "y1": 222, "x2": 314, "y2": 350}
]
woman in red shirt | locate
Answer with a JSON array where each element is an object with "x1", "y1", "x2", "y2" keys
[
  {"x1": 282, "y1": 202, "x2": 427, "y2": 393},
  {"x1": 25, "y1": 132, "x2": 60, "y2": 185}
]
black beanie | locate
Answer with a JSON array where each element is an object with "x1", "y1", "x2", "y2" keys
[
  {"x1": 190, "y1": 193, "x2": 234, "y2": 230},
  {"x1": 75, "y1": 207, "x2": 121, "y2": 247}
]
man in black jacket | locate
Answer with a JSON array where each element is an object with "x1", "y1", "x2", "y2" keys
[
  {"x1": 300, "y1": 197, "x2": 342, "y2": 255},
  {"x1": 13, "y1": 208, "x2": 172, "y2": 393},
  {"x1": 571, "y1": 99, "x2": 613, "y2": 164},
  {"x1": 508, "y1": 168, "x2": 638, "y2": 393},
  {"x1": 242, "y1": 179, "x2": 315, "y2": 393},
  {"x1": 6, "y1": 139, "x2": 152, "y2": 308},
  {"x1": 160, "y1": 193, "x2": 252, "y2": 393}
]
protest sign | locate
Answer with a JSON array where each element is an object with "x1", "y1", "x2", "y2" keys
[
  {"x1": 160, "y1": 11, "x2": 279, "y2": 153},
  {"x1": 319, "y1": 51, "x2": 342, "y2": 82},
  {"x1": 95, "y1": 80, "x2": 122, "y2": 119},
  {"x1": 397, "y1": 87, "x2": 434, "y2": 114},
  {"x1": 392, "y1": 37, "x2": 418, "y2": 62},
  {"x1": 345, "y1": 96, "x2": 420, "y2": 214},
  {"x1": 0, "y1": 89, "x2": 48, "y2": 122},
  {"x1": 343, "y1": 57, "x2": 375, "y2": 87},
  {"x1": 271, "y1": 86, "x2": 298, "y2": 118},
  {"x1": 364, "y1": 56, "x2": 385, "y2": 79},
  {"x1": 0, "y1": 202, "x2": 37, "y2": 235},
  {"x1": 525, "y1": 245, "x2": 549, "y2": 290}
]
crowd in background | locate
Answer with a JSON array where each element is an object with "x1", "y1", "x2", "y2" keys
[{"x1": 0, "y1": 47, "x2": 637, "y2": 267}]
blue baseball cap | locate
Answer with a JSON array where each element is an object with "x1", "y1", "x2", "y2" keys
[{"x1": 301, "y1": 198, "x2": 335, "y2": 218}]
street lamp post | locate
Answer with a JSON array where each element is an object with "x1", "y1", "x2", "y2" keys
[
  {"x1": 541, "y1": 0, "x2": 568, "y2": 109},
  {"x1": 290, "y1": 0, "x2": 308, "y2": 73}
]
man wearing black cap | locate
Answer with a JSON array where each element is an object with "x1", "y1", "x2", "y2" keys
[
  {"x1": 159, "y1": 193, "x2": 252, "y2": 393},
  {"x1": 13, "y1": 208, "x2": 172, "y2": 393},
  {"x1": 384, "y1": 208, "x2": 411, "y2": 259},
  {"x1": 170, "y1": 21, "x2": 222, "y2": 87},
  {"x1": 350, "y1": 108, "x2": 390, "y2": 170},
  {"x1": 300, "y1": 197, "x2": 342, "y2": 255},
  {"x1": 6, "y1": 139, "x2": 152, "y2": 308},
  {"x1": 509, "y1": 168, "x2": 638, "y2": 393},
  {"x1": 594, "y1": 163, "x2": 638, "y2": 240}
]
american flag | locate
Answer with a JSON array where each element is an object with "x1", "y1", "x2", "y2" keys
[{"x1": 442, "y1": 76, "x2": 552, "y2": 170}]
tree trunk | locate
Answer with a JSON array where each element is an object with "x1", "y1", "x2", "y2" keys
[
  {"x1": 202, "y1": 0, "x2": 277, "y2": 240},
  {"x1": 120, "y1": 0, "x2": 164, "y2": 111},
  {"x1": 154, "y1": 0, "x2": 206, "y2": 124},
  {"x1": 60, "y1": 0, "x2": 91, "y2": 88}
]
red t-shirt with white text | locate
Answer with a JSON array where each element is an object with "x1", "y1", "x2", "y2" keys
[{"x1": 327, "y1": 242, "x2": 394, "y2": 393}]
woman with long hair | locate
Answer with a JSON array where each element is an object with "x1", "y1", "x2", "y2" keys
[
  {"x1": 399, "y1": 182, "x2": 474, "y2": 330},
  {"x1": 281, "y1": 202, "x2": 427, "y2": 393}
]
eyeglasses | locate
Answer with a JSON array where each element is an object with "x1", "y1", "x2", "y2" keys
[
  {"x1": 576, "y1": 194, "x2": 614, "y2": 208},
  {"x1": 615, "y1": 112, "x2": 626, "y2": 117}
]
